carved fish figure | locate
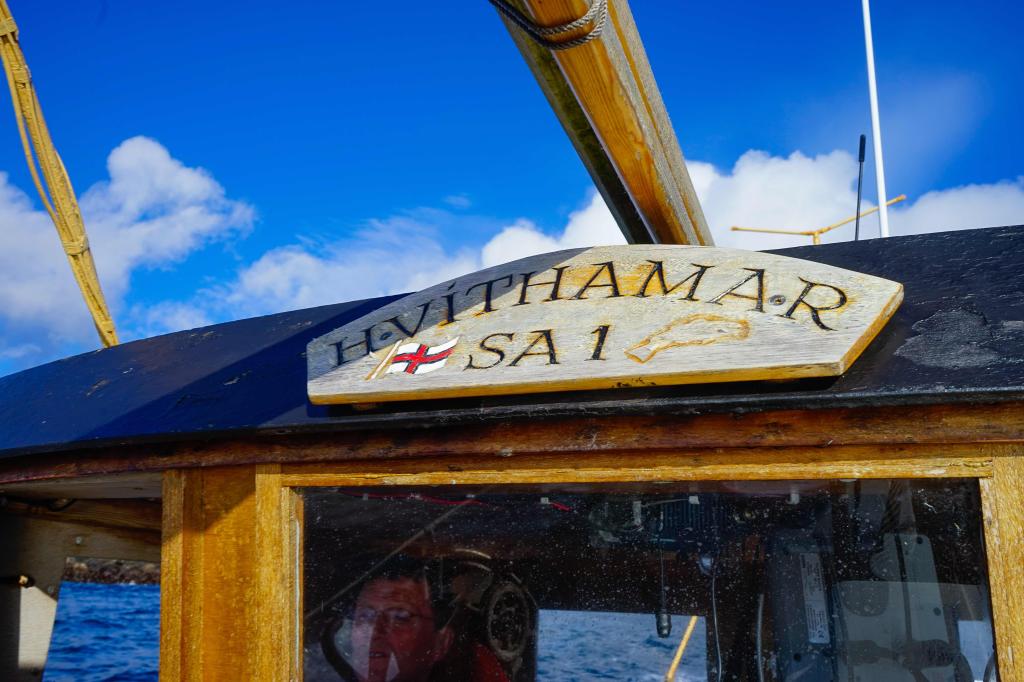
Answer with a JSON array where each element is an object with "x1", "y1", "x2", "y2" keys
[{"x1": 625, "y1": 314, "x2": 749, "y2": 363}]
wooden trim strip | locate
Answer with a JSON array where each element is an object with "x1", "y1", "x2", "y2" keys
[
  {"x1": 159, "y1": 470, "x2": 187, "y2": 682},
  {"x1": 160, "y1": 467, "x2": 259, "y2": 681},
  {"x1": 162, "y1": 466, "x2": 301, "y2": 680},
  {"x1": 293, "y1": 491, "x2": 304, "y2": 681},
  {"x1": 0, "y1": 498, "x2": 161, "y2": 533},
  {"x1": 0, "y1": 403, "x2": 1021, "y2": 486},
  {"x1": 254, "y1": 465, "x2": 301, "y2": 681},
  {"x1": 981, "y1": 456, "x2": 1024, "y2": 680},
  {"x1": 278, "y1": 444, "x2": 995, "y2": 487}
]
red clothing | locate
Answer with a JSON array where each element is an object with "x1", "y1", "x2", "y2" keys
[{"x1": 471, "y1": 643, "x2": 510, "y2": 682}]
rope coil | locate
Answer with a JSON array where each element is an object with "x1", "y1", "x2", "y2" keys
[{"x1": 488, "y1": 0, "x2": 608, "y2": 50}]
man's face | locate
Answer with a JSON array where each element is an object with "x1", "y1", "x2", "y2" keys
[{"x1": 349, "y1": 577, "x2": 450, "y2": 682}]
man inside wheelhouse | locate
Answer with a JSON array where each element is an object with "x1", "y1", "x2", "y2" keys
[
  {"x1": 320, "y1": 555, "x2": 513, "y2": 682},
  {"x1": 303, "y1": 481, "x2": 997, "y2": 681}
]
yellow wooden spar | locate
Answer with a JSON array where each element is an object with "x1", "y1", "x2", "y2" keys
[
  {"x1": 0, "y1": 0, "x2": 118, "y2": 347},
  {"x1": 664, "y1": 614, "x2": 700, "y2": 682},
  {"x1": 730, "y1": 195, "x2": 908, "y2": 245},
  {"x1": 494, "y1": 0, "x2": 712, "y2": 246}
]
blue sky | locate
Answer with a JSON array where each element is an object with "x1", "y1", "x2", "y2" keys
[{"x1": 1, "y1": 0, "x2": 1022, "y2": 375}]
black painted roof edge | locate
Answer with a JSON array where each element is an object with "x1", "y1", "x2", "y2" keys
[{"x1": 1, "y1": 225, "x2": 1022, "y2": 459}]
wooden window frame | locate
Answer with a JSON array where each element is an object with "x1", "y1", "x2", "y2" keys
[{"x1": 159, "y1": 439, "x2": 1024, "y2": 681}]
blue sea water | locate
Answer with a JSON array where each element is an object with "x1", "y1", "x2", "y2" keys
[
  {"x1": 41, "y1": 584, "x2": 993, "y2": 681},
  {"x1": 42, "y1": 584, "x2": 707, "y2": 680},
  {"x1": 537, "y1": 610, "x2": 707, "y2": 681},
  {"x1": 43, "y1": 582, "x2": 160, "y2": 682}
]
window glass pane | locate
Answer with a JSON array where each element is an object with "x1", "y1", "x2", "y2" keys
[{"x1": 301, "y1": 479, "x2": 997, "y2": 681}]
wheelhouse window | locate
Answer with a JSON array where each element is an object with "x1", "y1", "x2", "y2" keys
[{"x1": 301, "y1": 479, "x2": 996, "y2": 681}]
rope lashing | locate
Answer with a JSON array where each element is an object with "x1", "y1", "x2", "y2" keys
[
  {"x1": 488, "y1": 0, "x2": 608, "y2": 50},
  {"x1": 0, "y1": 0, "x2": 118, "y2": 346},
  {"x1": 0, "y1": 15, "x2": 16, "y2": 37},
  {"x1": 60, "y1": 235, "x2": 90, "y2": 257}
]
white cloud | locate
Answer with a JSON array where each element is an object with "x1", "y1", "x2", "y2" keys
[
  {"x1": 0, "y1": 136, "x2": 254, "y2": 365},
  {"x1": 128, "y1": 301, "x2": 215, "y2": 340},
  {"x1": 0, "y1": 172, "x2": 77, "y2": 338},
  {"x1": 83, "y1": 136, "x2": 255, "y2": 297},
  {"x1": 889, "y1": 178, "x2": 1024, "y2": 235},
  {"x1": 0, "y1": 342, "x2": 41, "y2": 360},
  {"x1": 200, "y1": 191, "x2": 624, "y2": 321},
  {"x1": 480, "y1": 193, "x2": 625, "y2": 267},
  {"x1": 209, "y1": 218, "x2": 480, "y2": 320},
  {"x1": 690, "y1": 149, "x2": 865, "y2": 250},
  {"x1": 686, "y1": 149, "x2": 1024, "y2": 248},
  {"x1": 3, "y1": 138, "x2": 1022, "y2": 376},
  {"x1": 172, "y1": 157, "x2": 1024, "y2": 332}
]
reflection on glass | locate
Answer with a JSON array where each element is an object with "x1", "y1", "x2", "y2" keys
[
  {"x1": 302, "y1": 479, "x2": 997, "y2": 681},
  {"x1": 536, "y1": 610, "x2": 706, "y2": 679}
]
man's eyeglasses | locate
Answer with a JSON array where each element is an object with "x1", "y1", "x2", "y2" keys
[{"x1": 350, "y1": 606, "x2": 432, "y2": 631}]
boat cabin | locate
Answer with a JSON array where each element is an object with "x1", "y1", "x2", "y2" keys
[{"x1": 0, "y1": 225, "x2": 1021, "y2": 681}]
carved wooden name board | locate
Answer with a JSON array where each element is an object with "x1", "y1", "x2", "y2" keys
[{"x1": 307, "y1": 246, "x2": 902, "y2": 404}]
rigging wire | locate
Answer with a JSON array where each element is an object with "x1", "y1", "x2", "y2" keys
[
  {"x1": 709, "y1": 556, "x2": 723, "y2": 680},
  {"x1": 0, "y1": 1, "x2": 118, "y2": 346}
]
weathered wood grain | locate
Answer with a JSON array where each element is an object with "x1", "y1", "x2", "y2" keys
[
  {"x1": 981, "y1": 457, "x2": 1024, "y2": 680},
  {"x1": 255, "y1": 465, "x2": 303, "y2": 680},
  {"x1": 1, "y1": 403, "x2": 1021, "y2": 485},
  {"x1": 0, "y1": 498, "x2": 161, "y2": 532},
  {"x1": 160, "y1": 467, "x2": 259, "y2": 681},
  {"x1": 0, "y1": 472, "x2": 160, "y2": 499},
  {"x1": 499, "y1": 0, "x2": 710, "y2": 245},
  {"x1": 161, "y1": 465, "x2": 302, "y2": 681},
  {"x1": 279, "y1": 444, "x2": 995, "y2": 487},
  {"x1": 308, "y1": 246, "x2": 902, "y2": 404},
  {"x1": 159, "y1": 470, "x2": 185, "y2": 682},
  {"x1": 502, "y1": 2, "x2": 650, "y2": 244}
]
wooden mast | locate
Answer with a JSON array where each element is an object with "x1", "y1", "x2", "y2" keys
[{"x1": 495, "y1": 0, "x2": 712, "y2": 246}]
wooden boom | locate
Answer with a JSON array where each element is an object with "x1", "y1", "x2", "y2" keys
[{"x1": 496, "y1": 0, "x2": 713, "y2": 246}]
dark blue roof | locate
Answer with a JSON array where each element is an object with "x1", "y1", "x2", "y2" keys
[{"x1": 1, "y1": 225, "x2": 1022, "y2": 459}]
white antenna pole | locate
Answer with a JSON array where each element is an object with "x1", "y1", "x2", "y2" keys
[{"x1": 861, "y1": 0, "x2": 890, "y2": 238}]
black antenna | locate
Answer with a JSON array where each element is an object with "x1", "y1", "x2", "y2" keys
[{"x1": 854, "y1": 134, "x2": 866, "y2": 241}]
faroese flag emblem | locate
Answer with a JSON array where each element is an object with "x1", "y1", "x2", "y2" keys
[{"x1": 386, "y1": 337, "x2": 460, "y2": 376}]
